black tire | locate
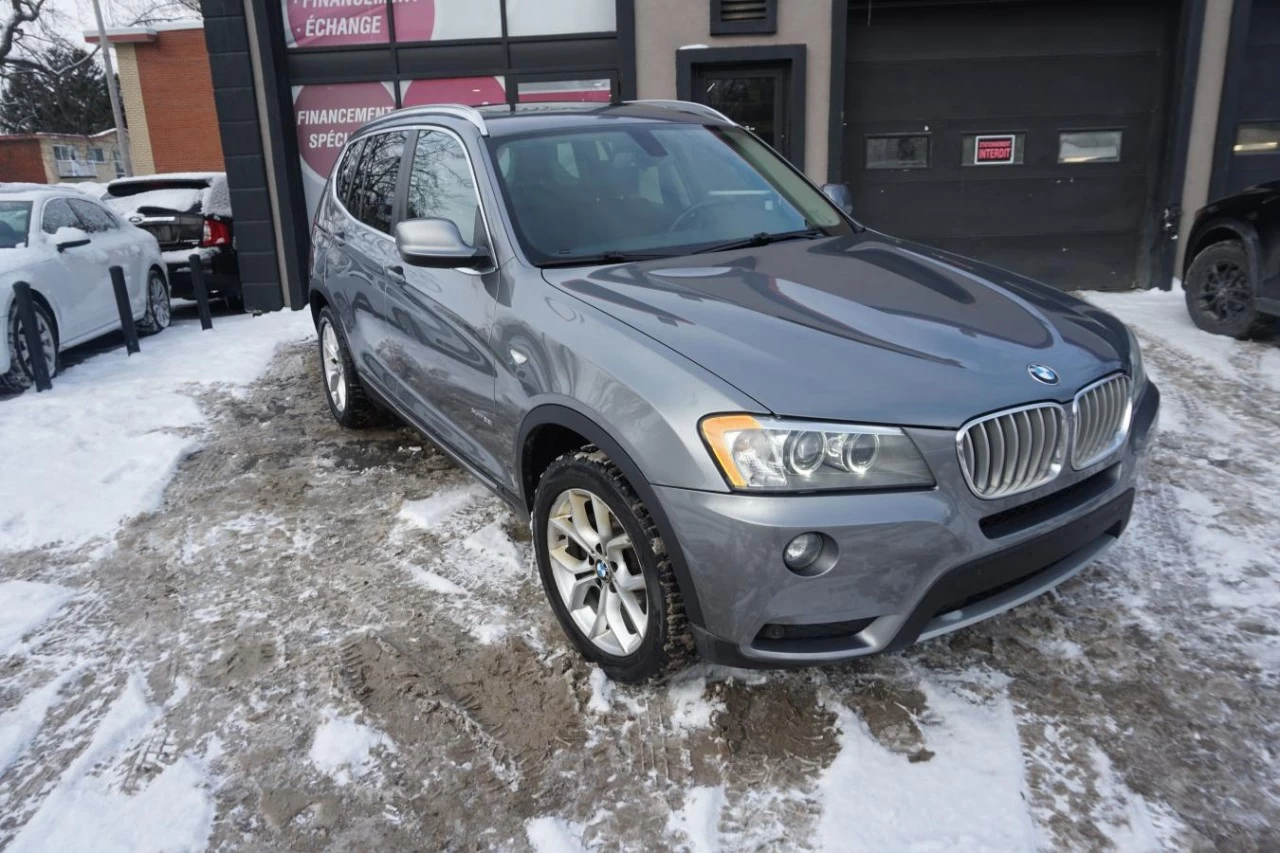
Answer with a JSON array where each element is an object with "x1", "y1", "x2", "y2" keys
[
  {"x1": 316, "y1": 305, "x2": 376, "y2": 428},
  {"x1": 532, "y1": 446, "x2": 694, "y2": 683},
  {"x1": 1, "y1": 299, "x2": 58, "y2": 393},
  {"x1": 136, "y1": 269, "x2": 171, "y2": 336},
  {"x1": 1184, "y1": 241, "x2": 1273, "y2": 339}
]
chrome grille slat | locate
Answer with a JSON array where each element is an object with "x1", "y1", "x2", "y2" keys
[
  {"x1": 957, "y1": 403, "x2": 1067, "y2": 499},
  {"x1": 1071, "y1": 374, "x2": 1131, "y2": 470}
]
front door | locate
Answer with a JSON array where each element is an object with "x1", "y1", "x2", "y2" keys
[
  {"x1": 382, "y1": 127, "x2": 506, "y2": 481},
  {"x1": 691, "y1": 63, "x2": 792, "y2": 162},
  {"x1": 37, "y1": 197, "x2": 112, "y2": 341}
]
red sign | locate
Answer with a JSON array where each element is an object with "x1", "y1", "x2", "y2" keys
[
  {"x1": 401, "y1": 76, "x2": 506, "y2": 108},
  {"x1": 285, "y1": 0, "x2": 435, "y2": 48},
  {"x1": 974, "y1": 135, "x2": 1016, "y2": 165},
  {"x1": 294, "y1": 82, "x2": 396, "y2": 179}
]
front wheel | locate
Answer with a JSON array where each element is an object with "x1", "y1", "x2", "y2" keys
[
  {"x1": 1, "y1": 300, "x2": 58, "y2": 393},
  {"x1": 136, "y1": 270, "x2": 171, "y2": 335},
  {"x1": 533, "y1": 447, "x2": 693, "y2": 682},
  {"x1": 1184, "y1": 241, "x2": 1272, "y2": 338}
]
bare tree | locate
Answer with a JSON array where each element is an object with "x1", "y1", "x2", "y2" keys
[{"x1": 0, "y1": 0, "x2": 51, "y2": 68}]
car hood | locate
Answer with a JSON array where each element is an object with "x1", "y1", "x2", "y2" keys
[{"x1": 542, "y1": 233, "x2": 1131, "y2": 428}]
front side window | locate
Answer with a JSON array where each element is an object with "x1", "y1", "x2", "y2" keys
[
  {"x1": 405, "y1": 129, "x2": 483, "y2": 245},
  {"x1": 69, "y1": 199, "x2": 118, "y2": 232},
  {"x1": 351, "y1": 131, "x2": 405, "y2": 235},
  {"x1": 41, "y1": 199, "x2": 80, "y2": 234},
  {"x1": 487, "y1": 124, "x2": 851, "y2": 265},
  {"x1": 0, "y1": 201, "x2": 32, "y2": 249}
]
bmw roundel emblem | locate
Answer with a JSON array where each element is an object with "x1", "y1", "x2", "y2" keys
[{"x1": 1027, "y1": 364, "x2": 1060, "y2": 385}]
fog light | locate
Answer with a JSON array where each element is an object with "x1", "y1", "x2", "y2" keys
[{"x1": 783, "y1": 533, "x2": 824, "y2": 571}]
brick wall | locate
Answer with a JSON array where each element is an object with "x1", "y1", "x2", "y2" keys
[
  {"x1": 134, "y1": 29, "x2": 225, "y2": 173},
  {"x1": 114, "y1": 44, "x2": 156, "y2": 174},
  {"x1": 0, "y1": 138, "x2": 50, "y2": 182}
]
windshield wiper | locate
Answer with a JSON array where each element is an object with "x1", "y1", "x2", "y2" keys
[
  {"x1": 539, "y1": 251, "x2": 671, "y2": 268},
  {"x1": 691, "y1": 228, "x2": 825, "y2": 255}
]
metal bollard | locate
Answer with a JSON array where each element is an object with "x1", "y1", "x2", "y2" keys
[
  {"x1": 109, "y1": 265, "x2": 141, "y2": 355},
  {"x1": 189, "y1": 254, "x2": 213, "y2": 331},
  {"x1": 12, "y1": 281, "x2": 52, "y2": 391}
]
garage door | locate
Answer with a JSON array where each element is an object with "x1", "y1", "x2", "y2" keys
[{"x1": 844, "y1": 1, "x2": 1178, "y2": 291}]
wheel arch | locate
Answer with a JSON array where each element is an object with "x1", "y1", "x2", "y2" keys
[
  {"x1": 1184, "y1": 217, "x2": 1261, "y2": 293},
  {"x1": 518, "y1": 403, "x2": 707, "y2": 627}
]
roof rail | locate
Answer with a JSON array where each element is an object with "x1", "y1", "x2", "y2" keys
[
  {"x1": 377, "y1": 103, "x2": 489, "y2": 136},
  {"x1": 627, "y1": 99, "x2": 736, "y2": 125}
]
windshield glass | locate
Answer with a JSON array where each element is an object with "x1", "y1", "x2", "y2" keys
[
  {"x1": 486, "y1": 124, "x2": 852, "y2": 265},
  {"x1": 0, "y1": 201, "x2": 32, "y2": 249}
]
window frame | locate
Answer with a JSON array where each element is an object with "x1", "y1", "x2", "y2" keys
[
  {"x1": 399, "y1": 124, "x2": 497, "y2": 273},
  {"x1": 1057, "y1": 128, "x2": 1123, "y2": 165},
  {"x1": 864, "y1": 133, "x2": 931, "y2": 171}
]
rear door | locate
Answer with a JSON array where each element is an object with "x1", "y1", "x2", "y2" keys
[
  {"x1": 382, "y1": 127, "x2": 505, "y2": 480},
  {"x1": 38, "y1": 198, "x2": 113, "y2": 341}
]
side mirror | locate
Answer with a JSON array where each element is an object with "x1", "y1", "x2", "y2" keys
[
  {"x1": 821, "y1": 183, "x2": 854, "y2": 216},
  {"x1": 53, "y1": 226, "x2": 91, "y2": 252},
  {"x1": 395, "y1": 218, "x2": 489, "y2": 269}
]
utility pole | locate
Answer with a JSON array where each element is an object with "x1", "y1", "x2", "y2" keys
[{"x1": 91, "y1": 0, "x2": 133, "y2": 176}]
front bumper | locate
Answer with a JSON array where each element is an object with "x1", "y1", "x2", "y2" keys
[{"x1": 656, "y1": 380, "x2": 1160, "y2": 668}]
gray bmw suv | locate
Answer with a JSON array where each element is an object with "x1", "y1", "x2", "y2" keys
[{"x1": 308, "y1": 101, "x2": 1159, "y2": 682}]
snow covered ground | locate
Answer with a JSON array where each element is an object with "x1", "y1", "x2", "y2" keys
[{"x1": 1, "y1": 287, "x2": 1278, "y2": 851}]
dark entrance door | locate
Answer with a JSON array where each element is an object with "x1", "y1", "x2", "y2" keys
[
  {"x1": 678, "y1": 45, "x2": 807, "y2": 170},
  {"x1": 692, "y1": 64, "x2": 790, "y2": 157},
  {"x1": 843, "y1": 1, "x2": 1178, "y2": 291}
]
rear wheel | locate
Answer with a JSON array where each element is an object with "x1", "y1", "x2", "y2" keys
[
  {"x1": 1, "y1": 300, "x2": 58, "y2": 393},
  {"x1": 1184, "y1": 241, "x2": 1272, "y2": 338},
  {"x1": 136, "y1": 269, "x2": 171, "y2": 335},
  {"x1": 317, "y1": 306, "x2": 376, "y2": 428},
  {"x1": 533, "y1": 447, "x2": 693, "y2": 682}
]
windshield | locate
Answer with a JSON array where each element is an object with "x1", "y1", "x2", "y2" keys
[
  {"x1": 486, "y1": 124, "x2": 852, "y2": 265},
  {"x1": 0, "y1": 201, "x2": 32, "y2": 249}
]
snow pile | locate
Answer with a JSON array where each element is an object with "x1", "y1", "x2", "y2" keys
[
  {"x1": 308, "y1": 710, "x2": 396, "y2": 785},
  {"x1": 5, "y1": 674, "x2": 216, "y2": 853},
  {"x1": 667, "y1": 786, "x2": 725, "y2": 853},
  {"x1": 816, "y1": 678, "x2": 1039, "y2": 851},
  {"x1": 0, "y1": 310, "x2": 314, "y2": 552},
  {"x1": 1083, "y1": 282, "x2": 1280, "y2": 394},
  {"x1": 525, "y1": 816, "x2": 589, "y2": 853},
  {"x1": 667, "y1": 675, "x2": 724, "y2": 732},
  {"x1": 0, "y1": 581, "x2": 75, "y2": 655}
]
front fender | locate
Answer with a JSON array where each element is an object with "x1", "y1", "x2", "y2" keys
[{"x1": 1185, "y1": 216, "x2": 1263, "y2": 293}]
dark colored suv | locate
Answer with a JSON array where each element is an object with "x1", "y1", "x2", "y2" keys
[
  {"x1": 308, "y1": 102, "x2": 1158, "y2": 682},
  {"x1": 1182, "y1": 180, "x2": 1280, "y2": 337}
]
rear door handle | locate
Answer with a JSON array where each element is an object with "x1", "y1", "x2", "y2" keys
[{"x1": 386, "y1": 264, "x2": 406, "y2": 282}]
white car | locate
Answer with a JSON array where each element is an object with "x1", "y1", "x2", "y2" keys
[{"x1": 0, "y1": 185, "x2": 171, "y2": 391}]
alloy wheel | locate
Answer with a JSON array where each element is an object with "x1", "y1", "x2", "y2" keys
[
  {"x1": 546, "y1": 487, "x2": 649, "y2": 656},
  {"x1": 321, "y1": 321, "x2": 346, "y2": 412},
  {"x1": 149, "y1": 275, "x2": 171, "y2": 329},
  {"x1": 15, "y1": 310, "x2": 55, "y2": 381},
  {"x1": 1198, "y1": 260, "x2": 1250, "y2": 323}
]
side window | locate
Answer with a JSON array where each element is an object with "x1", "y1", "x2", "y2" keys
[
  {"x1": 41, "y1": 199, "x2": 80, "y2": 234},
  {"x1": 353, "y1": 131, "x2": 406, "y2": 235},
  {"x1": 335, "y1": 138, "x2": 365, "y2": 214},
  {"x1": 69, "y1": 199, "x2": 118, "y2": 232},
  {"x1": 405, "y1": 129, "x2": 483, "y2": 246}
]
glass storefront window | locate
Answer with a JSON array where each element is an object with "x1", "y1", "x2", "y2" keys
[
  {"x1": 394, "y1": 0, "x2": 501, "y2": 43},
  {"x1": 400, "y1": 77, "x2": 507, "y2": 108},
  {"x1": 283, "y1": 0, "x2": 391, "y2": 48},
  {"x1": 516, "y1": 79, "x2": 612, "y2": 103},
  {"x1": 293, "y1": 81, "x2": 397, "y2": 215},
  {"x1": 505, "y1": 0, "x2": 616, "y2": 37},
  {"x1": 1233, "y1": 122, "x2": 1280, "y2": 156},
  {"x1": 1058, "y1": 130, "x2": 1122, "y2": 164}
]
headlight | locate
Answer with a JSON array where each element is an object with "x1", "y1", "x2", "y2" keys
[
  {"x1": 700, "y1": 415, "x2": 935, "y2": 492},
  {"x1": 1125, "y1": 326, "x2": 1145, "y2": 394}
]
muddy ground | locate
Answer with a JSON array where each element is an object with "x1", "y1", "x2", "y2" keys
[{"x1": 2, "y1": 331, "x2": 1278, "y2": 850}]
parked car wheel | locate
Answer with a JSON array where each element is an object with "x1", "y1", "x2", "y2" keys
[
  {"x1": 1184, "y1": 241, "x2": 1272, "y2": 338},
  {"x1": 533, "y1": 447, "x2": 693, "y2": 683},
  {"x1": 136, "y1": 269, "x2": 171, "y2": 335},
  {"x1": 1, "y1": 299, "x2": 58, "y2": 393},
  {"x1": 317, "y1": 306, "x2": 376, "y2": 427}
]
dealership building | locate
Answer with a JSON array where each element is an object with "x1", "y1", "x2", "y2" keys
[{"x1": 194, "y1": 0, "x2": 1280, "y2": 311}]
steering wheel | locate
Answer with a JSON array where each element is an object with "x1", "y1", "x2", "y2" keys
[{"x1": 667, "y1": 197, "x2": 745, "y2": 234}]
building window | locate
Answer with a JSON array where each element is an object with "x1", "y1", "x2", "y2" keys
[
  {"x1": 88, "y1": 147, "x2": 106, "y2": 163},
  {"x1": 710, "y1": 0, "x2": 777, "y2": 35},
  {"x1": 505, "y1": 0, "x2": 616, "y2": 37},
  {"x1": 1233, "y1": 121, "x2": 1280, "y2": 155},
  {"x1": 865, "y1": 135, "x2": 929, "y2": 170},
  {"x1": 516, "y1": 78, "x2": 612, "y2": 103},
  {"x1": 962, "y1": 133, "x2": 1025, "y2": 166},
  {"x1": 52, "y1": 145, "x2": 78, "y2": 161},
  {"x1": 1058, "y1": 130, "x2": 1122, "y2": 164}
]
